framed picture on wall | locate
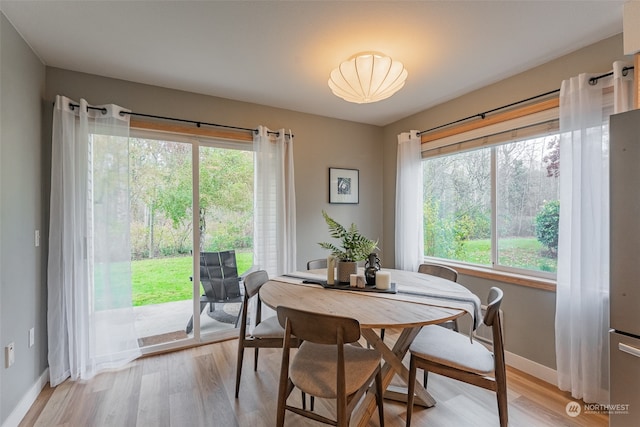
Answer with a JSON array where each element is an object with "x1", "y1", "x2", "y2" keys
[{"x1": 329, "y1": 167, "x2": 359, "y2": 204}]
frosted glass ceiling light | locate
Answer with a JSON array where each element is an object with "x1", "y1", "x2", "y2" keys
[{"x1": 328, "y1": 52, "x2": 408, "y2": 103}]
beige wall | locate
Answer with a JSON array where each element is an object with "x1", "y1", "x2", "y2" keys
[
  {"x1": 0, "y1": 12, "x2": 46, "y2": 425},
  {"x1": 44, "y1": 68, "x2": 385, "y2": 272},
  {"x1": 382, "y1": 33, "x2": 628, "y2": 369}
]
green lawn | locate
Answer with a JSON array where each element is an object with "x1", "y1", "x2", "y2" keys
[
  {"x1": 459, "y1": 237, "x2": 557, "y2": 272},
  {"x1": 132, "y1": 238, "x2": 555, "y2": 306},
  {"x1": 131, "y1": 252, "x2": 253, "y2": 306}
]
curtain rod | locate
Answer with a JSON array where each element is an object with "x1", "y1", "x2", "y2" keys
[
  {"x1": 67, "y1": 103, "x2": 292, "y2": 137},
  {"x1": 418, "y1": 65, "x2": 635, "y2": 136},
  {"x1": 588, "y1": 65, "x2": 634, "y2": 85}
]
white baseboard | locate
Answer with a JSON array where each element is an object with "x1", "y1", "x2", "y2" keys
[
  {"x1": 505, "y1": 350, "x2": 558, "y2": 386},
  {"x1": 2, "y1": 368, "x2": 49, "y2": 427}
]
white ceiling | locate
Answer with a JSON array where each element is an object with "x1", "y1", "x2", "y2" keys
[{"x1": 1, "y1": 1, "x2": 626, "y2": 126}]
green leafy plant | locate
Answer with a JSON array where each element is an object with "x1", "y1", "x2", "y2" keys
[
  {"x1": 535, "y1": 200, "x2": 560, "y2": 254},
  {"x1": 318, "y1": 210, "x2": 378, "y2": 262}
]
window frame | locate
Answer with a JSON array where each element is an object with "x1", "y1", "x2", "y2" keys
[{"x1": 420, "y1": 98, "x2": 560, "y2": 291}]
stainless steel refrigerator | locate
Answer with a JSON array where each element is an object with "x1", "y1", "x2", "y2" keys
[{"x1": 610, "y1": 108, "x2": 640, "y2": 427}]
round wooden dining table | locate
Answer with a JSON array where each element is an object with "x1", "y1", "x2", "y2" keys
[{"x1": 259, "y1": 269, "x2": 480, "y2": 427}]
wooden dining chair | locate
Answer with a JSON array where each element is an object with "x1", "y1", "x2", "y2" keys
[
  {"x1": 235, "y1": 270, "x2": 307, "y2": 404},
  {"x1": 418, "y1": 262, "x2": 458, "y2": 282},
  {"x1": 406, "y1": 287, "x2": 507, "y2": 427},
  {"x1": 306, "y1": 258, "x2": 327, "y2": 270},
  {"x1": 418, "y1": 263, "x2": 460, "y2": 332},
  {"x1": 380, "y1": 262, "x2": 460, "y2": 343},
  {"x1": 276, "y1": 306, "x2": 385, "y2": 427}
]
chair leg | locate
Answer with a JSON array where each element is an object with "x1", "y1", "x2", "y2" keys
[
  {"x1": 423, "y1": 370, "x2": 428, "y2": 389},
  {"x1": 254, "y1": 348, "x2": 259, "y2": 371},
  {"x1": 497, "y1": 391, "x2": 509, "y2": 427},
  {"x1": 185, "y1": 301, "x2": 208, "y2": 334},
  {"x1": 276, "y1": 379, "x2": 294, "y2": 427},
  {"x1": 276, "y1": 384, "x2": 286, "y2": 427},
  {"x1": 375, "y1": 368, "x2": 385, "y2": 427},
  {"x1": 496, "y1": 371, "x2": 509, "y2": 427},
  {"x1": 302, "y1": 392, "x2": 310, "y2": 410},
  {"x1": 185, "y1": 317, "x2": 194, "y2": 334},
  {"x1": 337, "y1": 382, "x2": 348, "y2": 427},
  {"x1": 406, "y1": 356, "x2": 417, "y2": 427},
  {"x1": 277, "y1": 341, "x2": 293, "y2": 427},
  {"x1": 338, "y1": 407, "x2": 349, "y2": 427},
  {"x1": 234, "y1": 303, "x2": 243, "y2": 328},
  {"x1": 235, "y1": 342, "x2": 245, "y2": 398}
]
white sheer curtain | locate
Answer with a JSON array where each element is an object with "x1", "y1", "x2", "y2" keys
[
  {"x1": 252, "y1": 126, "x2": 297, "y2": 277},
  {"x1": 555, "y1": 62, "x2": 634, "y2": 403},
  {"x1": 395, "y1": 130, "x2": 424, "y2": 271},
  {"x1": 48, "y1": 95, "x2": 140, "y2": 387}
]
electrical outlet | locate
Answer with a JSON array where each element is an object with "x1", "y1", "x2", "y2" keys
[
  {"x1": 35, "y1": 230, "x2": 40, "y2": 247},
  {"x1": 29, "y1": 328, "x2": 35, "y2": 348},
  {"x1": 5, "y1": 343, "x2": 15, "y2": 368}
]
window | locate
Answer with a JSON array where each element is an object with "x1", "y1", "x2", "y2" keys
[
  {"x1": 422, "y1": 106, "x2": 560, "y2": 278},
  {"x1": 129, "y1": 129, "x2": 254, "y2": 264},
  {"x1": 424, "y1": 149, "x2": 491, "y2": 265}
]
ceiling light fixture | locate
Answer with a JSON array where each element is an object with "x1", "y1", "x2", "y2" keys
[{"x1": 328, "y1": 52, "x2": 408, "y2": 104}]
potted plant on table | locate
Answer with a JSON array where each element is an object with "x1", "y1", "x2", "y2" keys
[{"x1": 318, "y1": 210, "x2": 378, "y2": 283}]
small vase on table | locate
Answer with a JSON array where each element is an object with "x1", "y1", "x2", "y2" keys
[{"x1": 364, "y1": 253, "x2": 381, "y2": 286}]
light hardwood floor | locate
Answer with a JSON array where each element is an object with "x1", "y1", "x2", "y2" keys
[{"x1": 20, "y1": 331, "x2": 608, "y2": 427}]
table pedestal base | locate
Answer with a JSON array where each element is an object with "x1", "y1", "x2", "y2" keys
[
  {"x1": 384, "y1": 385, "x2": 434, "y2": 407},
  {"x1": 353, "y1": 328, "x2": 437, "y2": 427}
]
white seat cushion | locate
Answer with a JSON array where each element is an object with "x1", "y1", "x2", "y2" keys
[
  {"x1": 290, "y1": 342, "x2": 380, "y2": 398},
  {"x1": 410, "y1": 325, "x2": 494, "y2": 374},
  {"x1": 251, "y1": 316, "x2": 285, "y2": 339}
]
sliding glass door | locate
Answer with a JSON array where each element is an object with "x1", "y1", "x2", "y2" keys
[
  {"x1": 127, "y1": 132, "x2": 253, "y2": 348},
  {"x1": 129, "y1": 136, "x2": 195, "y2": 347},
  {"x1": 196, "y1": 144, "x2": 254, "y2": 336}
]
